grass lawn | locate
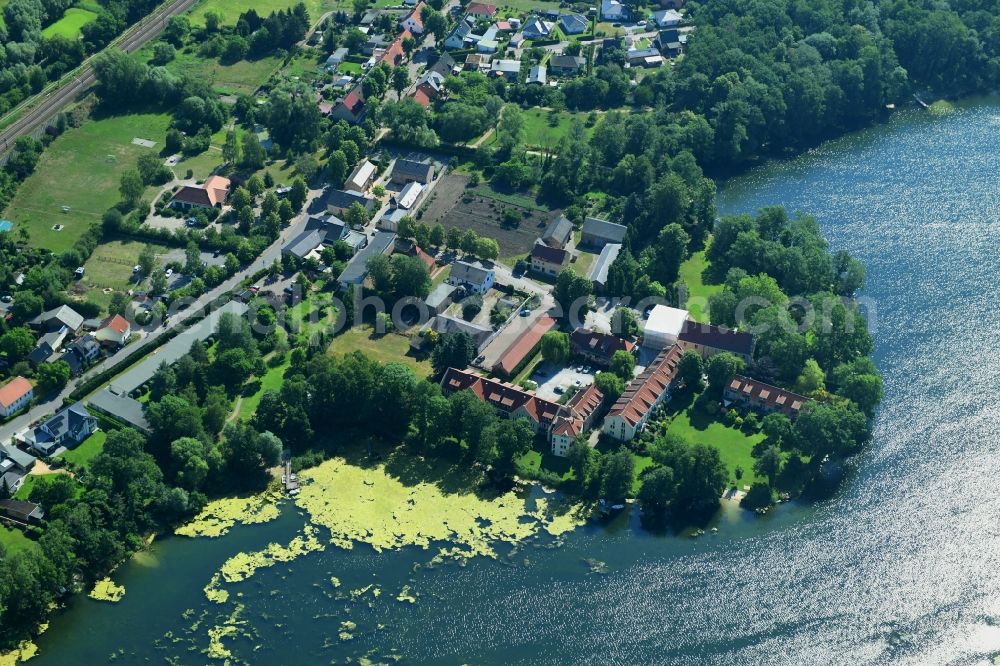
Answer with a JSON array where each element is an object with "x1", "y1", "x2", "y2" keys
[
  {"x1": 3, "y1": 112, "x2": 171, "y2": 253},
  {"x1": 237, "y1": 356, "x2": 290, "y2": 420},
  {"x1": 0, "y1": 524, "x2": 35, "y2": 555},
  {"x1": 328, "y1": 326, "x2": 431, "y2": 379},
  {"x1": 74, "y1": 239, "x2": 168, "y2": 312},
  {"x1": 41, "y1": 7, "x2": 98, "y2": 38},
  {"x1": 482, "y1": 108, "x2": 597, "y2": 151},
  {"x1": 187, "y1": 0, "x2": 340, "y2": 27},
  {"x1": 13, "y1": 472, "x2": 81, "y2": 501},
  {"x1": 496, "y1": 0, "x2": 561, "y2": 14},
  {"x1": 573, "y1": 248, "x2": 598, "y2": 277},
  {"x1": 162, "y1": 49, "x2": 284, "y2": 95},
  {"x1": 338, "y1": 61, "x2": 363, "y2": 75},
  {"x1": 678, "y1": 250, "x2": 722, "y2": 323},
  {"x1": 516, "y1": 439, "x2": 574, "y2": 481},
  {"x1": 61, "y1": 431, "x2": 107, "y2": 470},
  {"x1": 663, "y1": 394, "x2": 764, "y2": 486}
]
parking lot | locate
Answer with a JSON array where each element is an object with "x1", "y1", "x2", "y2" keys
[{"x1": 531, "y1": 361, "x2": 598, "y2": 401}]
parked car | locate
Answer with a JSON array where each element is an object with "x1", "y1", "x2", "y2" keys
[
  {"x1": 133, "y1": 265, "x2": 142, "y2": 273},
  {"x1": 165, "y1": 268, "x2": 173, "y2": 277}
]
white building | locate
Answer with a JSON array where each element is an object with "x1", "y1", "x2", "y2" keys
[
  {"x1": 643, "y1": 305, "x2": 688, "y2": 349},
  {"x1": 447, "y1": 260, "x2": 495, "y2": 294}
]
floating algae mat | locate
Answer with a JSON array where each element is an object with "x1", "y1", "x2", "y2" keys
[
  {"x1": 175, "y1": 491, "x2": 282, "y2": 538},
  {"x1": 88, "y1": 578, "x2": 125, "y2": 603},
  {"x1": 293, "y1": 457, "x2": 588, "y2": 558},
  {"x1": 218, "y1": 525, "x2": 325, "y2": 583}
]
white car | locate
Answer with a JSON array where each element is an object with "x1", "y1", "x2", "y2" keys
[{"x1": 165, "y1": 268, "x2": 173, "y2": 277}]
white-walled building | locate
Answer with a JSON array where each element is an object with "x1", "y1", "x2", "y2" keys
[{"x1": 643, "y1": 305, "x2": 688, "y2": 349}]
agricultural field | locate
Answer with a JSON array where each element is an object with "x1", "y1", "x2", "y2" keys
[
  {"x1": 41, "y1": 7, "x2": 98, "y2": 38},
  {"x1": 418, "y1": 175, "x2": 558, "y2": 258},
  {"x1": 3, "y1": 112, "x2": 171, "y2": 253},
  {"x1": 327, "y1": 326, "x2": 431, "y2": 379}
]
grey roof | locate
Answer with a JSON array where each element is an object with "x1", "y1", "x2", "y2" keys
[
  {"x1": 342, "y1": 230, "x2": 369, "y2": 250},
  {"x1": 88, "y1": 388, "x2": 151, "y2": 433},
  {"x1": 109, "y1": 301, "x2": 249, "y2": 395},
  {"x1": 581, "y1": 216, "x2": 627, "y2": 244},
  {"x1": 0, "y1": 499, "x2": 44, "y2": 522},
  {"x1": 0, "y1": 471, "x2": 23, "y2": 494},
  {"x1": 653, "y1": 8, "x2": 682, "y2": 25},
  {"x1": 425, "y1": 283, "x2": 457, "y2": 310},
  {"x1": 31, "y1": 305, "x2": 84, "y2": 332},
  {"x1": 558, "y1": 13, "x2": 588, "y2": 33},
  {"x1": 527, "y1": 65, "x2": 547, "y2": 84},
  {"x1": 428, "y1": 53, "x2": 457, "y2": 77},
  {"x1": 491, "y1": 59, "x2": 521, "y2": 74},
  {"x1": 588, "y1": 242, "x2": 622, "y2": 286},
  {"x1": 322, "y1": 188, "x2": 375, "y2": 211},
  {"x1": 542, "y1": 215, "x2": 573, "y2": 246},
  {"x1": 430, "y1": 314, "x2": 493, "y2": 350},
  {"x1": 549, "y1": 54, "x2": 586, "y2": 71},
  {"x1": 391, "y1": 158, "x2": 434, "y2": 183},
  {"x1": 627, "y1": 47, "x2": 661, "y2": 60},
  {"x1": 449, "y1": 260, "x2": 493, "y2": 287},
  {"x1": 28, "y1": 343, "x2": 54, "y2": 366},
  {"x1": 283, "y1": 229, "x2": 325, "y2": 259},
  {"x1": 0, "y1": 443, "x2": 36, "y2": 470},
  {"x1": 340, "y1": 231, "x2": 397, "y2": 285},
  {"x1": 381, "y1": 208, "x2": 409, "y2": 224},
  {"x1": 27, "y1": 403, "x2": 94, "y2": 448}
]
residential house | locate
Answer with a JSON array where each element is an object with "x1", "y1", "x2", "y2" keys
[
  {"x1": 392, "y1": 181, "x2": 425, "y2": 210},
  {"x1": 522, "y1": 16, "x2": 553, "y2": 39},
  {"x1": 558, "y1": 12, "x2": 589, "y2": 35},
  {"x1": 29, "y1": 328, "x2": 68, "y2": 366},
  {"x1": 626, "y1": 47, "x2": 663, "y2": 67},
  {"x1": 338, "y1": 231, "x2": 397, "y2": 290},
  {"x1": 541, "y1": 215, "x2": 573, "y2": 248},
  {"x1": 322, "y1": 188, "x2": 376, "y2": 217},
  {"x1": 644, "y1": 305, "x2": 688, "y2": 349},
  {"x1": 30, "y1": 304, "x2": 84, "y2": 334},
  {"x1": 588, "y1": 242, "x2": 621, "y2": 292},
  {"x1": 440, "y1": 367, "x2": 566, "y2": 433},
  {"x1": 282, "y1": 215, "x2": 367, "y2": 260},
  {"x1": 447, "y1": 260, "x2": 495, "y2": 294},
  {"x1": 94, "y1": 314, "x2": 129, "y2": 348},
  {"x1": 0, "y1": 376, "x2": 33, "y2": 418},
  {"x1": 390, "y1": 157, "x2": 434, "y2": 185},
  {"x1": 0, "y1": 443, "x2": 36, "y2": 495},
  {"x1": 601, "y1": 0, "x2": 628, "y2": 21},
  {"x1": 22, "y1": 402, "x2": 97, "y2": 456},
  {"x1": 676, "y1": 320, "x2": 754, "y2": 363},
  {"x1": 656, "y1": 27, "x2": 683, "y2": 57},
  {"x1": 0, "y1": 499, "x2": 44, "y2": 525},
  {"x1": 492, "y1": 313, "x2": 557, "y2": 377},
  {"x1": 400, "y1": 1, "x2": 426, "y2": 34},
  {"x1": 476, "y1": 38, "x2": 499, "y2": 53},
  {"x1": 548, "y1": 55, "x2": 586, "y2": 76},
  {"x1": 60, "y1": 335, "x2": 100, "y2": 376},
  {"x1": 570, "y1": 327, "x2": 635, "y2": 367},
  {"x1": 324, "y1": 47, "x2": 349, "y2": 70},
  {"x1": 603, "y1": 345, "x2": 684, "y2": 441},
  {"x1": 652, "y1": 8, "x2": 682, "y2": 27},
  {"x1": 330, "y1": 86, "x2": 367, "y2": 124},
  {"x1": 580, "y1": 216, "x2": 627, "y2": 248},
  {"x1": 529, "y1": 243, "x2": 571, "y2": 277},
  {"x1": 411, "y1": 70, "x2": 445, "y2": 107},
  {"x1": 550, "y1": 382, "x2": 604, "y2": 456},
  {"x1": 490, "y1": 59, "x2": 521, "y2": 82},
  {"x1": 345, "y1": 160, "x2": 378, "y2": 193},
  {"x1": 723, "y1": 375, "x2": 809, "y2": 419},
  {"x1": 170, "y1": 175, "x2": 230, "y2": 210},
  {"x1": 527, "y1": 64, "x2": 547, "y2": 85},
  {"x1": 445, "y1": 18, "x2": 474, "y2": 50},
  {"x1": 380, "y1": 29, "x2": 411, "y2": 67},
  {"x1": 465, "y1": 2, "x2": 497, "y2": 18},
  {"x1": 427, "y1": 53, "x2": 458, "y2": 78}
]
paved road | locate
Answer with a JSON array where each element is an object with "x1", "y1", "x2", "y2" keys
[
  {"x1": 0, "y1": 192, "x2": 321, "y2": 444},
  {"x1": 0, "y1": 0, "x2": 202, "y2": 155}
]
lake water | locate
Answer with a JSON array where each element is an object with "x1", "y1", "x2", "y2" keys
[{"x1": 31, "y1": 99, "x2": 1000, "y2": 665}]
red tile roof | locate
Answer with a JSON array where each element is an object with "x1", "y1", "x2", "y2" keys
[
  {"x1": 493, "y1": 314, "x2": 556, "y2": 376},
  {"x1": 411, "y1": 87, "x2": 433, "y2": 107},
  {"x1": 724, "y1": 375, "x2": 809, "y2": 417},
  {"x1": 102, "y1": 314, "x2": 129, "y2": 335},
  {"x1": 440, "y1": 367, "x2": 565, "y2": 429},
  {"x1": 466, "y1": 2, "x2": 497, "y2": 16},
  {"x1": 607, "y1": 345, "x2": 684, "y2": 426},
  {"x1": 380, "y1": 29, "x2": 412, "y2": 66},
  {"x1": 404, "y1": 2, "x2": 426, "y2": 30},
  {"x1": 0, "y1": 376, "x2": 32, "y2": 410},
  {"x1": 567, "y1": 382, "x2": 603, "y2": 421}
]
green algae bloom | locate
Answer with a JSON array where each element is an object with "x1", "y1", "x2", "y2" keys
[{"x1": 89, "y1": 578, "x2": 125, "y2": 603}]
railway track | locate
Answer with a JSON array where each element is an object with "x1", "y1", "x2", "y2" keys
[{"x1": 0, "y1": 0, "x2": 202, "y2": 155}]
